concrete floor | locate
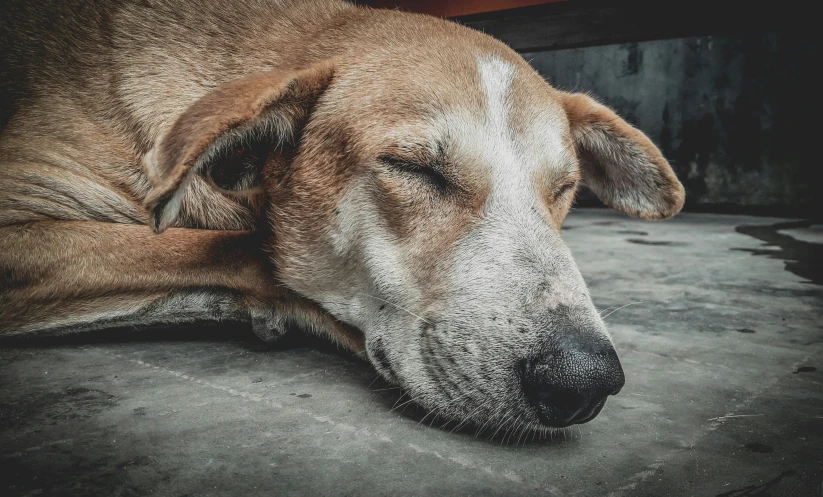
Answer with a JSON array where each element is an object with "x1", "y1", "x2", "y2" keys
[{"x1": 2, "y1": 209, "x2": 821, "y2": 496}]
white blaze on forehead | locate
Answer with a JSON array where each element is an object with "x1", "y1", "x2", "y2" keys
[
  {"x1": 475, "y1": 56, "x2": 567, "y2": 211},
  {"x1": 477, "y1": 55, "x2": 521, "y2": 203},
  {"x1": 477, "y1": 56, "x2": 515, "y2": 140}
]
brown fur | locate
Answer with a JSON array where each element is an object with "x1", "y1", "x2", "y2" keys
[
  {"x1": 0, "y1": 0, "x2": 683, "y2": 356},
  {"x1": 561, "y1": 92, "x2": 686, "y2": 219},
  {"x1": 0, "y1": 220, "x2": 364, "y2": 350}
]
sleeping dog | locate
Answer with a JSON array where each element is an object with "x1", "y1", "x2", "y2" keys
[{"x1": 0, "y1": 0, "x2": 684, "y2": 430}]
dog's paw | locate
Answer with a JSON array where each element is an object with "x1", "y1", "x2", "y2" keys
[{"x1": 250, "y1": 313, "x2": 288, "y2": 343}]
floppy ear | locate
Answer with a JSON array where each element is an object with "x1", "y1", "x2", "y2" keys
[
  {"x1": 560, "y1": 92, "x2": 685, "y2": 220},
  {"x1": 144, "y1": 62, "x2": 335, "y2": 233}
]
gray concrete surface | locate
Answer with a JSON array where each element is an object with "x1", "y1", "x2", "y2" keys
[{"x1": 2, "y1": 209, "x2": 821, "y2": 496}]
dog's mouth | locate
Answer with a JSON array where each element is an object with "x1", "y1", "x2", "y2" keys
[
  {"x1": 366, "y1": 360, "x2": 576, "y2": 436},
  {"x1": 382, "y1": 375, "x2": 616, "y2": 437},
  {"x1": 365, "y1": 328, "x2": 624, "y2": 433},
  {"x1": 530, "y1": 393, "x2": 610, "y2": 428},
  {"x1": 374, "y1": 372, "x2": 556, "y2": 438}
]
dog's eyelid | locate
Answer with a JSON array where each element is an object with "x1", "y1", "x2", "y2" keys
[
  {"x1": 378, "y1": 154, "x2": 419, "y2": 168},
  {"x1": 555, "y1": 179, "x2": 578, "y2": 197},
  {"x1": 379, "y1": 139, "x2": 447, "y2": 165},
  {"x1": 378, "y1": 153, "x2": 447, "y2": 174},
  {"x1": 549, "y1": 174, "x2": 579, "y2": 199},
  {"x1": 378, "y1": 153, "x2": 455, "y2": 191}
]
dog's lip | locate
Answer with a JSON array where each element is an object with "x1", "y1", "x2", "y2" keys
[
  {"x1": 533, "y1": 396, "x2": 608, "y2": 428},
  {"x1": 571, "y1": 397, "x2": 608, "y2": 425}
]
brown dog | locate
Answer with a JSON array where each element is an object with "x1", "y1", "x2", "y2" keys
[{"x1": 0, "y1": 0, "x2": 684, "y2": 430}]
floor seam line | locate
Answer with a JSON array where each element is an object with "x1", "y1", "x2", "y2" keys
[{"x1": 95, "y1": 348, "x2": 554, "y2": 492}]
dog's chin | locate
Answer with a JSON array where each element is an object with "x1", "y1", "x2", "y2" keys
[
  {"x1": 377, "y1": 371, "x2": 605, "y2": 435},
  {"x1": 533, "y1": 397, "x2": 608, "y2": 428},
  {"x1": 373, "y1": 378, "x2": 524, "y2": 433}
]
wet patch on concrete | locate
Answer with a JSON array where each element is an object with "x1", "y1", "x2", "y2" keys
[
  {"x1": 0, "y1": 386, "x2": 119, "y2": 428},
  {"x1": 46, "y1": 388, "x2": 118, "y2": 422},
  {"x1": 778, "y1": 225, "x2": 823, "y2": 244},
  {"x1": 792, "y1": 366, "x2": 816, "y2": 374},
  {"x1": 744, "y1": 442, "x2": 774, "y2": 453},
  {"x1": 3, "y1": 447, "x2": 163, "y2": 497},
  {"x1": 716, "y1": 282, "x2": 821, "y2": 298},
  {"x1": 626, "y1": 239, "x2": 688, "y2": 246},
  {"x1": 715, "y1": 469, "x2": 796, "y2": 497},
  {"x1": 735, "y1": 220, "x2": 823, "y2": 285}
]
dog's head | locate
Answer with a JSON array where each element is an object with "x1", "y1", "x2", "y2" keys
[{"x1": 145, "y1": 13, "x2": 684, "y2": 431}]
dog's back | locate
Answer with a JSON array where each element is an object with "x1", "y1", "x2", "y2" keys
[
  {"x1": 0, "y1": 0, "x2": 353, "y2": 228},
  {"x1": 0, "y1": 0, "x2": 361, "y2": 338}
]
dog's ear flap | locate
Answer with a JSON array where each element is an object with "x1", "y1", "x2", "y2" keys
[
  {"x1": 144, "y1": 62, "x2": 335, "y2": 233},
  {"x1": 560, "y1": 92, "x2": 685, "y2": 220}
]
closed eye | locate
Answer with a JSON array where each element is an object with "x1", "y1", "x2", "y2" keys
[
  {"x1": 378, "y1": 154, "x2": 453, "y2": 191},
  {"x1": 554, "y1": 180, "x2": 578, "y2": 201}
]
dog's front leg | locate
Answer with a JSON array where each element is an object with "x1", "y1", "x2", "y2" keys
[{"x1": 0, "y1": 221, "x2": 365, "y2": 353}]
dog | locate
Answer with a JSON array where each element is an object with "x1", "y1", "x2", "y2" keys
[{"x1": 0, "y1": 0, "x2": 684, "y2": 431}]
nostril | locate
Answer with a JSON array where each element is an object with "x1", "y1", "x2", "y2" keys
[
  {"x1": 525, "y1": 383, "x2": 589, "y2": 424},
  {"x1": 531, "y1": 389, "x2": 583, "y2": 410}
]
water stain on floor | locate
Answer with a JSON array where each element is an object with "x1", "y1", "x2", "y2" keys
[
  {"x1": 626, "y1": 239, "x2": 688, "y2": 246},
  {"x1": 735, "y1": 220, "x2": 823, "y2": 285},
  {"x1": 744, "y1": 442, "x2": 774, "y2": 453},
  {"x1": 0, "y1": 386, "x2": 119, "y2": 428},
  {"x1": 715, "y1": 469, "x2": 796, "y2": 497}
]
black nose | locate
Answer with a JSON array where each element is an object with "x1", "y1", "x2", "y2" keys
[{"x1": 522, "y1": 332, "x2": 625, "y2": 427}]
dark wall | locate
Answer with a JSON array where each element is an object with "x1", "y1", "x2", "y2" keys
[{"x1": 523, "y1": 34, "x2": 820, "y2": 215}]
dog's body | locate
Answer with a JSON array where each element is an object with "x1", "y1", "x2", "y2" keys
[
  {"x1": 0, "y1": 0, "x2": 381, "y2": 347},
  {"x1": 1, "y1": 0, "x2": 684, "y2": 431}
]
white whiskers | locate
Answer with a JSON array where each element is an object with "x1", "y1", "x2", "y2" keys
[
  {"x1": 357, "y1": 293, "x2": 432, "y2": 325},
  {"x1": 600, "y1": 301, "x2": 644, "y2": 320}
]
